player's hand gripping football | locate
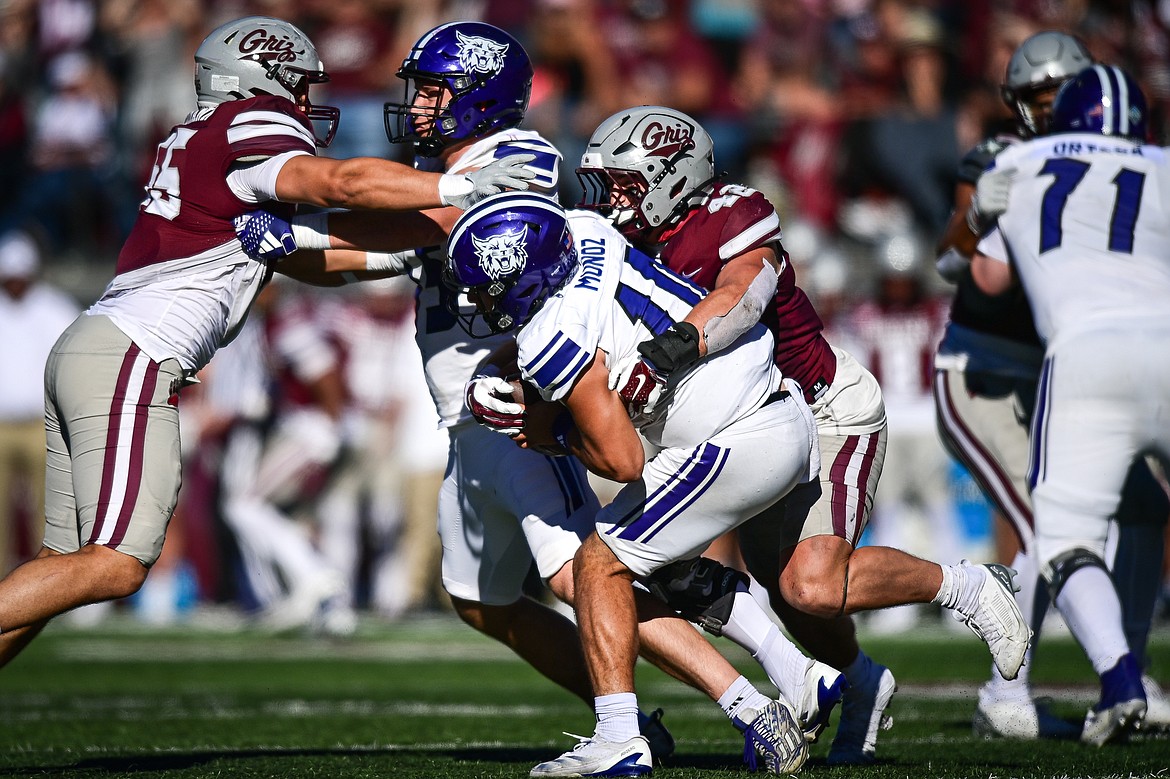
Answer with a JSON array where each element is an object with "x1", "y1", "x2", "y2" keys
[
  {"x1": 465, "y1": 374, "x2": 526, "y2": 436},
  {"x1": 607, "y1": 354, "x2": 667, "y2": 416},
  {"x1": 234, "y1": 210, "x2": 298, "y2": 261}
]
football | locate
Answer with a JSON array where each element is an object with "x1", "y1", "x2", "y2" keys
[
  {"x1": 498, "y1": 375, "x2": 536, "y2": 407},
  {"x1": 493, "y1": 376, "x2": 531, "y2": 407}
]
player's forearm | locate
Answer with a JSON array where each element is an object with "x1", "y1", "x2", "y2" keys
[
  {"x1": 306, "y1": 208, "x2": 456, "y2": 251},
  {"x1": 935, "y1": 182, "x2": 979, "y2": 258},
  {"x1": 682, "y1": 253, "x2": 777, "y2": 358},
  {"x1": 277, "y1": 156, "x2": 445, "y2": 210},
  {"x1": 276, "y1": 249, "x2": 411, "y2": 286}
]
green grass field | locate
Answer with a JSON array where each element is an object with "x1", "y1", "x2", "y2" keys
[{"x1": 2, "y1": 611, "x2": 1169, "y2": 778}]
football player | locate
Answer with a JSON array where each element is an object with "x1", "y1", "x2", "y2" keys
[
  {"x1": 448, "y1": 192, "x2": 814, "y2": 776},
  {"x1": 933, "y1": 31, "x2": 1170, "y2": 739},
  {"x1": 559, "y1": 105, "x2": 1029, "y2": 763},
  {"x1": 0, "y1": 14, "x2": 533, "y2": 669},
  {"x1": 970, "y1": 63, "x2": 1170, "y2": 746},
  {"x1": 231, "y1": 21, "x2": 836, "y2": 773}
]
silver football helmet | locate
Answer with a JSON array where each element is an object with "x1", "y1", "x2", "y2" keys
[
  {"x1": 1001, "y1": 31, "x2": 1092, "y2": 137},
  {"x1": 576, "y1": 106, "x2": 715, "y2": 239},
  {"x1": 194, "y1": 16, "x2": 339, "y2": 146}
]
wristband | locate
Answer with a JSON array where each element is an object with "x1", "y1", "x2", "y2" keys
[
  {"x1": 365, "y1": 249, "x2": 424, "y2": 273},
  {"x1": 290, "y1": 212, "x2": 332, "y2": 250},
  {"x1": 638, "y1": 321, "x2": 702, "y2": 374},
  {"x1": 437, "y1": 173, "x2": 473, "y2": 207}
]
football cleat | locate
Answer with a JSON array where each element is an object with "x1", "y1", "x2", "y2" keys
[
  {"x1": 951, "y1": 563, "x2": 1031, "y2": 681},
  {"x1": 529, "y1": 734, "x2": 652, "y2": 777},
  {"x1": 639, "y1": 708, "x2": 675, "y2": 764},
  {"x1": 1082, "y1": 653, "x2": 1147, "y2": 747},
  {"x1": 1136, "y1": 674, "x2": 1170, "y2": 733},
  {"x1": 734, "y1": 699, "x2": 808, "y2": 775},
  {"x1": 827, "y1": 660, "x2": 896, "y2": 764},
  {"x1": 793, "y1": 660, "x2": 847, "y2": 743},
  {"x1": 972, "y1": 685, "x2": 1080, "y2": 740}
]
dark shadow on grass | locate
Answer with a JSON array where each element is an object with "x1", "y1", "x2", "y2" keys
[
  {"x1": 4, "y1": 746, "x2": 435, "y2": 775},
  {"x1": 4, "y1": 746, "x2": 752, "y2": 775},
  {"x1": 447, "y1": 746, "x2": 745, "y2": 771}
]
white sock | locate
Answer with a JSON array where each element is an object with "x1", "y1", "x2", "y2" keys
[
  {"x1": 932, "y1": 562, "x2": 981, "y2": 615},
  {"x1": 718, "y1": 675, "x2": 772, "y2": 725},
  {"x1": 594, "y1": 692, "x2": 640, "y2": 742},
  {"x1": 1054, "y1": 566, "x2": 1130, "y2": 675},
  {"x1": 721, "y1": 589, "x2": 808, "y2": 698}
]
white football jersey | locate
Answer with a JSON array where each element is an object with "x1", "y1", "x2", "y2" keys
[
  {"x1": 978, "y1": 133, "x2": 1170, "y2": 344},
  {"x1": 411, "y1": 128, "x2": 562, "y2": 428},
  {"x1": 517, "y1": 211, "x2": 781, "y2": 450}
]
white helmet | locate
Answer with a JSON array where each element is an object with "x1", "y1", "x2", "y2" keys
[
  {"x1": 576, "y1": 105, "x2": 715, "y2": 239},
  {"x1": 194, "y1": 16, "x2": 339, "y2": 146},
  {"x1": 1001, "y1": 31, "x2": 1093, "y2": 137}
]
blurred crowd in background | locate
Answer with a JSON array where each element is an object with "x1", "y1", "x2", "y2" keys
[{"x1": 2, "y1": 0, "x2": 1170, "y2": 633}]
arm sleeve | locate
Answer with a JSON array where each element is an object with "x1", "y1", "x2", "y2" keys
[{"x1": 227, "y1": 149, "x2": 312, "y2": 204}]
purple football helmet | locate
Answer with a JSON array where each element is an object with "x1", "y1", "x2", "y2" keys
[
  {"x1": 445, "y1": 192, "x2": 578, "y2": 335},
  {"x1": 1050, "y1": 64, "x2": 1148, "y2": 141},
  {"x1": 384, "y1": 22, "x2": 533, "y2": 157}
]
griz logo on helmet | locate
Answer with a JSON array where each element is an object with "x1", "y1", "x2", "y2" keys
[
  {"x1": 237, "y1": 27, "x2": 305, "y2": 65},
  {"x1": 472, "y1": 225, "x2": 529, "y2": 279},
  {"x1": 638, "y1": 117, "x2": 697, "y2": 159},
  {"x1": 456, "y1": 31, "x2": 509, "y2": 76}
]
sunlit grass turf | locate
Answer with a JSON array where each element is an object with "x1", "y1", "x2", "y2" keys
[{"x1": 1, "y1": 611, "x2": 1168, "y2": 778}]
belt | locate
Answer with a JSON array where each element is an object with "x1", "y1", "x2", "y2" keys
[{"x1": 762, "y1": 388, "x2": 791, "y2": 407}]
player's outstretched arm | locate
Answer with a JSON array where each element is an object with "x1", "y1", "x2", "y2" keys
[{"x1": 274, "y1": 154, "x2": 536, "y2": 211}]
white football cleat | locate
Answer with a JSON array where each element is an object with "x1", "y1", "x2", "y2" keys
[
  {"x1": 529, "y1": 734, "x2": 652, "y2": 777},
  {"x1": 972, "y1": 684, "x2": 1080, "y2": 740},
  {"x1": 735, "y1": 699, "x2": 808, "y2": 775},
  {"x1": 827, "y1": 660, "x2": 896, "y2": 764},
  {"x1": 951, "y1": 563, "x2": 1031, "y2": 681},
  {"x1": 1136, "y1": 674, "x2": 1170, "y2": 733},
  {"x1": 793, "y1": 660, "x2": 847, "y2": 743}
]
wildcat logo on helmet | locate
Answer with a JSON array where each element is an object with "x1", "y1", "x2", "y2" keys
[
  {"x1": 472, "y1": 226, "x2": 528, "y2": 279},
  {"x1": 456, "y1": 31, "x2": 509, "y2": 76},
  {"x1": 638, "y1": 117, "x2": 696, "y2": 158},
  {"x1": 237, "y1": 28, "x2": 304, "y2": 64}
]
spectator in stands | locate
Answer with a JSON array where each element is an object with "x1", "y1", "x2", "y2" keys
[{"x1": 0, "y1": 232, "x2": 79, "y2": 575}]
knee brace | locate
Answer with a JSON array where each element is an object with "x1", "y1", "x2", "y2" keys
[
  {"x1": 1045, "y1": 547, "x2": 1109, "y2": 602},
  {"x1": 644, "y1": 557, "x2": 749, "y2": 637}
]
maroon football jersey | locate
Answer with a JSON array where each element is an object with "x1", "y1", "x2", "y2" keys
[
  {"x1": 656, "y1": 181, "x2": 837, "y2": 403},
  {"x1": 117, "y1": 96, "x2": 314, "y2": 275}
]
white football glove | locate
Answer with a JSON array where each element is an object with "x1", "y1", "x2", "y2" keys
[
  {"x1": 607, "y1": 354, "x2": 666, "y2": 416},
  {"x1": 438, "y1": 153, "x2": 538, "y2": 210},
  {"x1": 465, "y1": 375, "x2": 526, "y2": 436},
  {"x1": 966, "y1": 166, "x2": 1016, "y2": 234}
]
